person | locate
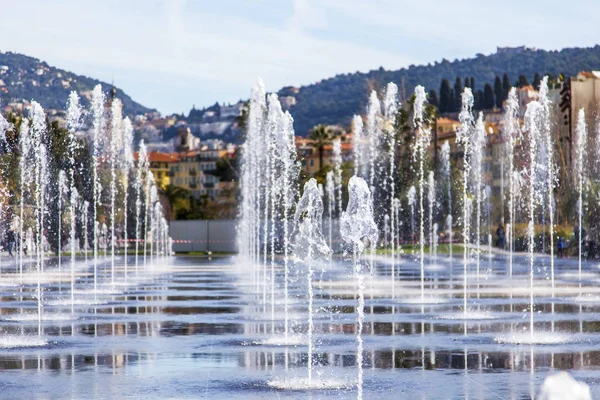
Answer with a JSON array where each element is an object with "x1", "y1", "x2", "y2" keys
[
  {"x1": 5, "y1": 229, "x2": 15, "y2": 257},
  {"x1": 588, "y1": 240, "x2": 597, "y2": 261},
  {"x1": 557, "y1": 236, "x2": 564, "y2": 259},
  {"x1": 496, "y1": 223, "x2": 506, "y2": 250}
]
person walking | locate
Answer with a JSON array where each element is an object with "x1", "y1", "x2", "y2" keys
[
  {"x1": 6, "y1": 229, "x2": 15, "y2": 257},
  {"x1": 496, "y1": 223, "x2": 506, "y2": 251},
  {"x1": 557, "y1": 236, "x2": 564, "y2": 259}
]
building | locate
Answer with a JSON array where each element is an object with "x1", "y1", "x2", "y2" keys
[
  {"x1": 549, "y1": 70, "x2": 600, "y2": 167},
  {"x1": 174, "y1": 127, "x2": 201, "y2": 152},
  {"x1": 516, "y1": 85, "x2": 538, "y2": 116},
  {"x1": 147, "y1": 152, "x2": 179, "y2": 189},
  {"x1": 170, "y1": 150, "x2": 224, "y2": 198}
]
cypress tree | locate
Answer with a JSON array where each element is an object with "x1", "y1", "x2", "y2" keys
[
  {"x1": 428, "y1": 89, "x2": 439, "y2": 108},
  {"x1": 449, "y1": 88, "x2": 456, "y2": 112},
  {"x1": 494, "y1": 76, "x2": 503, "y2": 108},
  {"x1": 502, "y1": 73, "x2": 511, "y2": 101},
  {"x1": 483, "y1": 83, "x2": 495, "y2": 109},
  {"x1": 533, "y1": 72, "x2": 541, "y2": 90},
  {"x1": 439, "y1": 79, "x2": 451, "y2": 113},
  {"x1": 453, "y1": 77, "x2": 463, "y2": 112},
  {"x1": 464, "y1": 77, "x2": 471, "y2": 89},
  {"x1": 517, "y1": 74, "x2": 529, "y2": 88}
]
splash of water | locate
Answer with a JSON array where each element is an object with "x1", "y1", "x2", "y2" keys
[
  {"x1": 340, "y1": 176, "x2": 378, "y2": 400},
  {"x1": 294, "y1": 178, "x2": 331, "y2": 388}
]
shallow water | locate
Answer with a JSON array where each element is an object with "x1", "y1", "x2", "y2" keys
[{"x1": 0, "y1": 254, "x2": 599, "y2": 399}]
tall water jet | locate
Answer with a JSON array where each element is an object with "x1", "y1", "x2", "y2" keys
[
  {"x1": 57, "y1": 170, "x2": 68, "y2": 284},
  {"x1": 66, "y1": 91, "x2": 82, "y2": 303},
  {"x1": 575, "y1": 108, "x2": 587, "y2": 280},
  {"x1": 18, "y1": 120, "x2": 30, "y2": 278},
  {"x1": 122, "y1": 117, "x2": 134, "y2": 279},
  {"x1": 524, "y1": 100, "x2": 542, "y2": 339},
  {"x1": 279, "y1": 110, "x2": 299, "y2": 343},
  {"x1": 90, "y1": 85, "x2": 106, "y2": 293},
  {"x1": 427, "y1": 171, "x2": 436, "y2": 258},
  {"x1": 407, "y1": 186, "x2": 416, "y2": 246},
  {"x1": 293, "y1": 178, "x2": 331, "y2": 388},
  {"x1": 340, "y1": 176, "x2": 378, "y2": 400},
  {"x1": 456, "y1": 88, "x2": 475, "y2": 319},
  {"x1": 366, "y1": 91, "x2": 382, "y2": 193},
  {"x1": 30, "y1": 101, "x2": 49, "y2": 336},
  {"x1": 352, "y1": 115, "x2": 365, "y2": 177},
  {"x1": 332, "y1": 138, "x2": 343, "y2": 218},
  {"x1": 538, "y1": 78, "x2": 556, "y2": 290},
  {"x1": 412, "y1": 86, "x2": 431, "y2": 306},
  {"x1": 383, "y1": 83, "x2": 399, "y2": 268},
  {"x1": 109, "y1": 98, "x2": 123, "y2": 285},
  {"x1": 70, "y1": 188, "x2": 79, "y2": 314},
  {"x1": 326, "y1": 170, "x2": 335, "y2": 249},
  {"x1": 503, "y1": 88, "x2": 521, "y2": 278},
  {"x1": 440, "y1": 141, "x2": 452, "y2": 258},
  {"x1": 472, "y1": 114, "x2": 486, "y2": 289},
  {"x1": 238, "y1": 79, "x2": 267, "y2": 267},
  {"x1": 136, "y1": 141, "x2": 149, "y2": 273}
]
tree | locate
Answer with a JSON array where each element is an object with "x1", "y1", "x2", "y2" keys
[
  {"x1": 308, "y1": 124, "x2": 332, "y2": 171},
  {"x1": 449, "y1": 89, "x2": 456, "y2": 112},
  {"x1": 428, "y1": 89, "x2": 439, "y2": 108},
  {"x1": 470, "y1": 77, "x2": 476, "y2": 91},
  {"x1": 474, "y1": 90, "x2": 483, "y2": 110},
  {"x1": 453, "y1": 77, "x2": 463, "y2": 112},
  {"x1": 502, "y1": 73, "x2": 511, "y2": 101},
  {"x1": 533, "y1": 72, "x2": 541, "y2": 90},
  {"x1": 160, "y1": 184, "x2": 190, "y2": 220},
  {"x1": 517, "y1": 74, "x2": 530, "y2": 88},
  {"x1": 494, "y1": 76, "x2": 503, "y2": 109},
  {"x1": 439, "y1": 79, "x2": 452, "y2": 113},
  {"x1": 464, "y1": 77, "x2": 471, "y2": 89},
  {"x1": 483, "y1": 83, "x2": 495, "y2": 109}
]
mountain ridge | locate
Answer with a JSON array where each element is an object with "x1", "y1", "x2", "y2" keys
[
  {"x1": 278, "y1": 45, "x2": 600, "y2": 134},
  {"x1": 0, "y1": 51, "x2": 154, "y2": 116}
]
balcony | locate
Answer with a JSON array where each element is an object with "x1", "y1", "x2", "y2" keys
[
  {"x1": 189, "y1": 168, "x2": 197, "y2": 176},
  {"x1": 167, "y1": 170, "x2": 175, "y2": 177},
  {"x1": 189, "y1": 183, "x2": 198, "y2": 189}
]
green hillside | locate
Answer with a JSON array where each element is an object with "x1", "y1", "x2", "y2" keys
[
  {"x1": 281, "y1": 46, "x2": 600, "y2": 135},
  {"x1": 0, "y1": 51, "x2": 153, "y2": 115}
]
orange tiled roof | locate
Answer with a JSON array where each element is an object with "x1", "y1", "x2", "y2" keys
[{"x1": 134, "y1": 152, "x2": 179, "y2": 163}]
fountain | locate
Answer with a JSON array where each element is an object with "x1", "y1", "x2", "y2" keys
[
  {"x1": 293, "y1": 178, "x2": 331, "y2": 388},
  {"x1": 340, "y1": 176, "x2": 378, "y2": 400},
  {"x1": 0, "y1": 74, "x2": 596, "y2": 399}
]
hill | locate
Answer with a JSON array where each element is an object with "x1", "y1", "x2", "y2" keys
[
  {"x1": 0, "y1": 51, "x2": 154, "y2": 115},
  {"x1": 280, "y1": 45, "x2": 600, "y2": 135}
]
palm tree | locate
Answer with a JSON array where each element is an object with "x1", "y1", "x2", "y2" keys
[
  {"x1": 160, "y1": 184, "x2": 190, "y2": 220},
  {"x1": 309, "y1": 124, "x2": 332, "y2": 171}
]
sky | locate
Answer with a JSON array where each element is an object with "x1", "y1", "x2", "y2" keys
[{"x1": 0, "y1": 0, "x2": 598, "y2": 115}]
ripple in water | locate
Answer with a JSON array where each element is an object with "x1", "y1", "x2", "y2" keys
[
  {"x1": 268, "y1": 377, "x2": 351, "y2": 391},
  {"x1": 5, "y1": 313, "x2": 73, "y2": 322},
  {"x1": 494, "y1": 332, "x2": 570, "y2": 345},
  {"x1": 258, "y1": 335, "x2": 306, "y2": 346},
  {"x1": 0, "y1": 336, "x2": 47, "y2": 348},
  {"x1": 436, "y1": 311, "x2": 497, "y2": 320}
]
